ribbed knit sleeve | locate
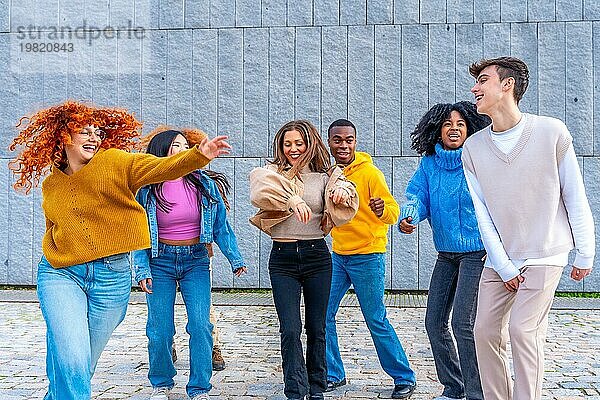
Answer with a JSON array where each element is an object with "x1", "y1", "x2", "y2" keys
[{"x1": 400, "y1": 158, "x2": 430, "y2": 225}]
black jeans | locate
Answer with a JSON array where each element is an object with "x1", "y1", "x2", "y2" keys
[
  {"x1": 269, "y1": 239, "x2": 332, "y2": 399},
  {"x1": 425, "y1": 250, "x2": 485, "y2": 400}
]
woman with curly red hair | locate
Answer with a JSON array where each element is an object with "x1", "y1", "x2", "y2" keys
[{"x1": 9, "y1": 101, "x2": 231, "y2": 400}]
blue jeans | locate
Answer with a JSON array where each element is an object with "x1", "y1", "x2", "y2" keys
[
  {"x1": 146, "y1": 243, "x2": 212, "y2": 397},
  {"x1": 326, "y1": 252, "x2": 416, "y2": 385},
  {"x1": 425, "y1": 250, "x2": 485, "y2": 400},
  {"x1": 36, "y1": 253, "x2": 132, "y2": 400},
  {"x1": 269, "y1": 239, "x2": 332, "y2": 399}
]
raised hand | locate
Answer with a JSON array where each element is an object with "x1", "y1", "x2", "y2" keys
[{"x1": 198, "y1": 135, "x2": 232, "y2": 160}]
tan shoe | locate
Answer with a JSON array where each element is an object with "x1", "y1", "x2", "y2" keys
[{"x1": 212, "y1": 346, "x2": 225, "y2": 371}]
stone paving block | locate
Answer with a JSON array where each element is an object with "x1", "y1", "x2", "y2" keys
[
  {"x1": 374, "y1": 25, "x2": 401, "y2": 157},
  {"x1": 236, "y1": 0, "x2": 261, "y2": 27},
  {"x1": 288, "y1": 0, "x2": 313, "y2": 26},
  {"x1": 295, "y1": 27, "x2": 321, "y2": 127},
  {"x1": 538, "y1": 23, "x2": 566, "y2": 122},
  {"x1": 159, "y1": 0, "x2": 184, "y2": 28},
  {"x1": 367, "y1": 0, "x2": 392, "y2": 24},
  {"x1": 447, "y1": 0, "x2": 474, "y2": 23},
  {"x1": 320, "y1": 26, "x2": 347, "y2": 137},
  {"x1": 211, "y1": 0, "x2": 236, "y2": 28},
  {"x1": 420, "y1": 0, "x2": 446, "y2": 24},
  {"x1": 528, "y1": 0, "x2": 555, "y2": 21},
  {"x1": 584, "y1": 0, "x2": 600, "y2": 20},
  {"x1": 232, "y1": 158, "x2": 261, "y2": 288},
  {"x1": 483, "y1": 23, "x2": 511, "y2": 59},
  {"x1": 135, "y1": 0, "x2": 160, "y2": 29},
  {"x1": 184, "y1": 0, "x2": 210, "y2": 27},
  {"x1": 391, "y1": 157, "x2": 419, "y2": 290},
  {"x1": 394, "y1": 0, "x2": 419, "y2": 24},
  {"x1": 401, "y1": 25, "x2": 428, "y2": 156},
  {"x1": 141, "y1": 30, "x2": 167, "y2": 132},
  {"x1": 218, "y1": 29, "x2": 243, "y2": 156},
  {"x1": 166, "y1": 30, "x2": 193, "y2": 127},
  {"x1": 501, "y1": 0, "x2": 527, "y2": 22},
  {"x1": 556, "y1": 0, "x2": 583, "y2": 21},
  {"x1": 314, "y1": 0, "x2": 339, "y2": 25},
  {"x1": 340, "y1": 0, "x2": 366, "y2": 25},
  {"x1": 242, "y1": 28, "x2": 269, "y2": 158},
  {"x1": 348, "y1": 26, "x2": 374, "y2": 155},
  {"x1": 566, "y1": 22, "x2": 593, "y2": 156},
  {"x1": 455, "y1": 24, "x2": 483, "y2": 101},
  {"x1": 428, "y1": 24, "x2": 455, "y2": 106},
  {"x1": 117, "y1": 35, "x2": 143, "y2": 117},
  {"x1": 510, "y1": 23, "x2": 538, "y2": 114},
  {"x1": 268, "y1": 28, "x2": 295, "y2": 143},
  {"x1": 192, "y1": 29, "x2": 217, "y2": 135},
  {"x1": 474, "y1": 0, "x2": 500, "y2": 23},
  {"x1": 261, "y1": 0, "x2": 286, "y2": 27}
]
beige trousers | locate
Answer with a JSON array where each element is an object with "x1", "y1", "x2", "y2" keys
[{"x1": 474, "y1": 265, "x2": 563, "y2": 400}]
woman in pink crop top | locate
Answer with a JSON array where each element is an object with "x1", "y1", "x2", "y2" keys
[{"x1": 133, "y1": 128, "x2": 247, "y2": 400}]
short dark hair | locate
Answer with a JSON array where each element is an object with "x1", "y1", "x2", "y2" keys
[
  {"x1": 328, "y1": 119, "x2": 356, "y2": 136},
  {"x1": 469, "y1": 57, "x2": 529, "y2": 103}
]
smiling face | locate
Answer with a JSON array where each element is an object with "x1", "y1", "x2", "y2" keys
[
  {"x1": 282, "y1": 129, "x2": 307, "y2": 166},
  {"x1": 167, "y1": 134, "x2": 190, "y2": 156},
  {"x1": 64, "y1": 125, "x2": 103, "y2": 168},
  {"x1": 328, "y1": 125, "x2": 356, "y2": 165},
  {"x1": 440, "y1": 110, "x2": 468, "y2": 150},
  {"x1": 470, "y1": 64, "x2": 508, "y2": 116}
]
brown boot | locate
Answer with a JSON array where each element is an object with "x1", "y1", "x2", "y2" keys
[{"x1": 212, "y1": 346, "x2": 225, "y2": 371}]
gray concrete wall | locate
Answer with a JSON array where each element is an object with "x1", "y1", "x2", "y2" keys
[{"x1": 1, "y1": 0, "x2": 599, "y2": 291}]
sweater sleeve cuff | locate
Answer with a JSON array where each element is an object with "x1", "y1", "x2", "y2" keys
[
  {"x1": 573, "y1": 253, "x2": 594, "y2": 270},
  {"x1": 494, "y1": 261, "x2": 520, "y2": 282},
  {"x1": 400, "y1": 204, "x2": 419, "y2": 223},
  {"x1": 286, "y1": 195, "x2": 306, "y2": 210}
]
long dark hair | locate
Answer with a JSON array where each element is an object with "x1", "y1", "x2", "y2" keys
[
  {"x1": 410, "y1": 101, "x2": 491, "y2": 156},
  {"x1": 146, "y1": 130, "x2": 230, "y2": 212}
]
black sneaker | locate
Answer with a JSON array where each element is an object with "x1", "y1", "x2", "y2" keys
[
  {"x1": 391, "y1": 383, "x2": 416, "y2": 399},
  {"x1": 324, "y1": 378, "x2": 347, "y2": 392}
]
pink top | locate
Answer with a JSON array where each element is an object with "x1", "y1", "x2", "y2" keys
[{"x1": 156, "y1": 178, "x2": 201, "y2": 240}]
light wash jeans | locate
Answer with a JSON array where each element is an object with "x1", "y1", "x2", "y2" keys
[
  {"x1": 325, "y1": 252, "x2": 416, "y2": 386},
  {"x1": 146, "y1": 243, "x2": 212, "y2": 397},
  {"x1": 37, "y1": 253, "x2": 132, "y2": 400}
]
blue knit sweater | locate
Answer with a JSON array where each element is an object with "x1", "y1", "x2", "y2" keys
[{"x1": 400, "y1": 143, "x2": 484, "y2": 253}]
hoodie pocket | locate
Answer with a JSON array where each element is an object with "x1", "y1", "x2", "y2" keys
[{"x1": 334, "y1": 221, "x2": 376, "y2": 251}]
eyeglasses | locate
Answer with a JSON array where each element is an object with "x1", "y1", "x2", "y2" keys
[{"x1": 79, "y1": 129, "x2": 106, "y2": 141}]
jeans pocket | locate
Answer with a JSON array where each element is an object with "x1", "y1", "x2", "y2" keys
[{"x1": 104, "y1": 253, "x2": 131, "y2": 272}]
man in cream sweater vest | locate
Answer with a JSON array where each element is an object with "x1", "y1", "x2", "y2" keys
[{"x1": 461, "y1": 56, "x2": 595, "y2": 400}]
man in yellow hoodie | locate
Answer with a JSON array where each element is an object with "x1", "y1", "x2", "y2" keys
[{"x1": 324, "y1": 119, "x2": 417, "y2": 399}]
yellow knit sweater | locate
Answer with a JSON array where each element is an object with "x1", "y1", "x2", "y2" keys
[{"x1": 41, "y1": 147, "x2": 209, "y2": 268}]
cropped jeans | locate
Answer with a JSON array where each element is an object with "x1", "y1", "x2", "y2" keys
[
  {"x1": 36, "y1": 253, "x2": 132, "y2": 400},
  {"x1": 146, "y1": 243, "x2": 212, "y2": 398}
]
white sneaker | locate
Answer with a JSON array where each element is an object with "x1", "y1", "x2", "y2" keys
[
  {"x1": 190, "y1": 394, "x2": 210, "y2": 400},
  {"x1": 433, "y1": 396, "x2": 466, "y2": 400},
  {"x1": 150, "y1": 386, "x2": 171, "y2": 400}
]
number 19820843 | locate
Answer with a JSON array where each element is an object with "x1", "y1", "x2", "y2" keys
[{"x1": 20, "y1": 42, "x2": 74, "y2": 52}]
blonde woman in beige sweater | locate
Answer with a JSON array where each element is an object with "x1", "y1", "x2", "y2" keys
[{"x1": 249, "y1": 120, "x2": 358, "y2": 400}]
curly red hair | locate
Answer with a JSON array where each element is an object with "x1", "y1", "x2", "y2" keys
[{"x1": 9, "y1": 100, "x2": 142, "y2": 193}]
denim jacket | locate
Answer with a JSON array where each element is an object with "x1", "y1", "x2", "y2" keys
[{"x1": 132, "y1": 170, "x2": 245, "y2": 282}]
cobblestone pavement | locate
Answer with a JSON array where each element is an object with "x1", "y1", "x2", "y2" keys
[{"x1": 0, "y1": 291, "x2": 599, "y2": 399}]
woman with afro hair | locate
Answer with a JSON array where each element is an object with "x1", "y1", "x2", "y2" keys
[
  {"x1": 398, "y1": 101, "x2": 490, "y2": 400},
  {"x1": 8, "y1": 101, "x2": 231, "y2": 400}
]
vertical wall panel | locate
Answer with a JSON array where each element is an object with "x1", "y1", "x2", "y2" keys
[
  {"x1": 394, "y1": 0, "x2": 419, "y2": 24},
  {"x1": 136, "y1": 0, "x2": 160, "y2": 29},
  {"x1": 86, "y1": 0, "x2": 110, "y2": 26},
  {"x1": 268, "y1": 28, "x2": 295, "y2": 149},
  {"x1": 288, "y1": 0, "x2": 313, "y2": 26},
  {"x1": 401, "y1": 25, "x2": 428, "y2": 156},
  {"x1": 141, "y1": 30, "x2": 167, "y2": 133},
  {"x1": 527, "y1": 0, "x2": 555, "y2": 22},
  {"x1": 455, "y1": 24, "x2": 483, "y2": 102},
  {"x1": 43, "y1": 52, "x2": 68, "y2": 105},
  {"x1": 420, "y1": 0, "x2": 446, "y2": 24},
  {"x1": 92, "y1": 39, "x2": 118, "y2": 106},
  {"x1": 556, "y1": 0, "x2": 582, "y2": 21},
  {"x1": 367, "y1": 0, "x2": 393, "y2": 24},
  {"x1": 594, "y1": 22, "x2": 600, "y2": 156},
  {"x1": 538, "y1": 23, "x2": 566, "y2": 122},
  {"x1": 184, "y1": 0, "x2": 210, "y2": 27},
  {"x1": 428, "y1": 24, "x2": 456, "y2": 106},
  {"x1": 474, "y1": 1, "x2": 500, "y2": 23},
  {"x1": 0, "y1": 34, "x2": 19, "y2": 158},
  {"x1": 166, "y1": 30, "x2": 193, "y2": 126},
  {"x1": 8, "y1": 189, "x2": 33, "y2": 284},
  {"x1": 375, "y1": 25, "x2": 401, "y2": 156},
  {"x1": 510, "y1": 23, "x2": 538, "y2": 114},
  {"x1": 243, "y1": 28, "x2": 270, "y2": 157},
  {"x1": 501, "y1": 0, "x2": 527, "y2": 22},
  {"x1": 67, "y1": 40, "x2": 94, "y2": 103},
  {"x1": 566, "y1": 22, "x2": 593, "y2": 155},
  {"x1": 210, "y1": 0, "x2": 236, "y2": 28},
  {"x1": 447, "y1": 0, "x2": 474, "y2": 23},
  {"x1": 340, "y1": 0, "x2": 366, "y2": 25},
  {"x1": 159, "y1": 0, "x2": 184, "y2": 28},
  {"x1": 295, "y1": 27, "x2": 322, "y2": 127},
  {"x1": 348, "y1": 26, "x2": 374, "y2": 154},
  {"x1": 32, "y1": 187, "x2": 45, "y2": 284},
  {"x1": 0, "y1": 160, "x2": 9, "y2": 283},
  {"x1": 375, "y1": 157, "x2": 394, "y2": 288},
  {"x1": 314, "y1": 0, "x2": 340, "y2": 26},
  {"x1": 262, "y1": 0, "x2": 287, "y2": 27},
  {"x1": 217, "y1": 29, "x2": 244, "y2": 155},
  {"x1": 110, "y1": 0, "x2": 136, "y2": 26},
  {"x1": 583, "y1": 0, "x2": 600, "y2": 20},
  {"x1": 321, "y1": 26, "x2": 347, "y2": 137},
  {"x1": 117, "y1": 34, "x2": 143, "y2": 118},
  {"x1": 192, "y1": 29, "x2": 218, "y2": 135},
  {"x1": 236, "y1": 0, "x2": 262, "y2": 27},
  {"x1": 582, "y1": 158, "x2": 600, "y2": 291},
  {"x1": 483, "y1": 23, "x2": 511, "y2": 60}
]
